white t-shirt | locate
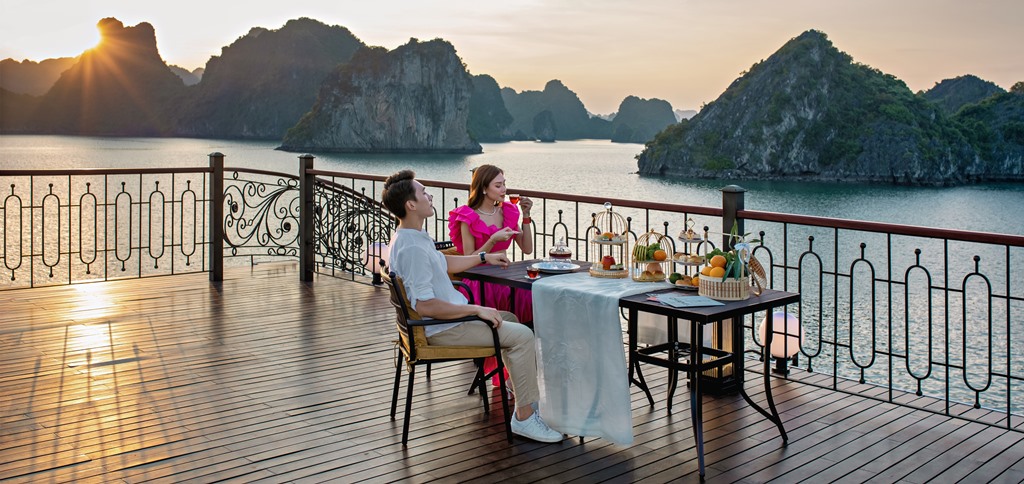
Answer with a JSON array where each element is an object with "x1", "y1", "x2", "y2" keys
[{"x1": 388, "y1": 228, "x2": 470, "y2": 336}]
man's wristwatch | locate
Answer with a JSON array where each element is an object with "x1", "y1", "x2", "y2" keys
[{"x1": 479, "y1": 251, "x2": 487, "y2": 262}]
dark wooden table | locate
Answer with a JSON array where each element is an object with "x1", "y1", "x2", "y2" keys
[
  {"x1": 619, "y1": 288, "x2": 800, "y2": 478},
  {"x1": 459, "y1": 260, "x2": 797, "y2": 477},
  {"x1": 455, "y1": 259, "x2": 592, "y2": 309}
]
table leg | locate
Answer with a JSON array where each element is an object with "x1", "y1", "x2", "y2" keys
[
  {"x1": 627, "y1": 308, "x2": 655, "y2": 407},
  {"x1": 666, "y1": 316, "x2": 679, "y2": 412},
  {"x1": 737, "y1": 309, "x2": 789, "y2": 443},
  {"x1": 691, "y1": 317, "x2": 705, "y2": 478}
]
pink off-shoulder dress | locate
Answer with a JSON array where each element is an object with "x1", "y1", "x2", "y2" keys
[{"x1": 447, "y1": 203, "x2": 534, "y2": 323}]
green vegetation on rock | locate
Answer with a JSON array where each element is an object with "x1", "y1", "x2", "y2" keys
[{"x1": 637, "y1": 30, "x2": 1022, "y2": 185}]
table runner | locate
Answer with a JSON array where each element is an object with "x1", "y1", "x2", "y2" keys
[{"x1": 532, "y1": 272, "x2": 670, "y2": 445}]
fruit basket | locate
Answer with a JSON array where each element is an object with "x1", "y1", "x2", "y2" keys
[
  {"x1": 588, "y1": 202, "x2": 629, "y2": 278},
  {"x1": 698, "y1": 248, "x2": 755, "y2": 300},
  {"x1": 631, "y1": 231, "x2": 672, "y2": 282}
]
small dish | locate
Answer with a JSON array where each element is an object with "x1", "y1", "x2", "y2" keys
[
  {"x1": 524, "y1": 274, "x2": 541, "y2": 280},
  {"x1": 673, "y1": 284, "x2": 699, "y2": 291},
  {"x1": 531, "y1": 261, "x2": 581, "y2": 274}
]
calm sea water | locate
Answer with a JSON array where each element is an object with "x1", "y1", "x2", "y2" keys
[{"x1": 2, "y1": 134, "x2": 1023, "y2": 235}]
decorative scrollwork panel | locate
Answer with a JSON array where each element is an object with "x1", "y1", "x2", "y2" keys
[
  {"x1": 223, "y1": 171, "x2": 300, "y2": 260},
  {"x1": 313, "y1": 180, "x2": 396, "y2": 277}
]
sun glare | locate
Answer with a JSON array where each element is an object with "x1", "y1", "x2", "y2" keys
[
  {"x1": 86, "y1": 26, "x2": 103, "y2": 52},
  {"x1": 70, "y1": 283, "x2": 115, "y2": 320},
  {"x1": 70, "y1": 323, "x2": 112, "y2": 352}
]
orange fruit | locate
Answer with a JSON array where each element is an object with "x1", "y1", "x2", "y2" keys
[
  {"x1": 710, "y1": 255, "x2": 727, "y2": 268},
  {"x1": 653, "y1": 249, "x2": 667, "y2": 261},
  {"x1": 690, "y1": 274, "x2": 700, "y2": 286},
  {"x1": 700, "y1": 266, "x2": 713, "y2": 276},
  {"x1": 709, "y1": 266, "x2": 726, "y2": 278}
]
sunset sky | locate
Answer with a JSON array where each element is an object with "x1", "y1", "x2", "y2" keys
[{"x1": 1, "y1": 0, "x2": 1021, "y2": 114}]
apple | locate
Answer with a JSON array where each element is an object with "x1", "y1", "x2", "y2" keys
[{"x1": 601, "y1": 255, "x2": 616, "y2": 270}]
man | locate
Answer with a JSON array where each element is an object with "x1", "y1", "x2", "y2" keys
[{"x1": 381, "y1": 169, "x2": 561, "y2": 443}]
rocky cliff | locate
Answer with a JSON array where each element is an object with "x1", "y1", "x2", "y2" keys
[
  {"x1": 0, "y1": 88, "x2": 39, "y2": 132},
  {"x1": 280, "y1": 39, "x2": 481, "y2": 153},
  {"x1": 467, "y1": 74, "x2": 513, "y2": 142},
  {"x1": 637, "y1": 30, "x2": 1005, "y2": 185},
  {"x1": 954, "y1": 89, "x2": 1024, "y2": 178},
  {"x1": 609, "y1": 96, "x2": 676, "y2": 143},
  {"x1": 0, "y1": 57, "x2": 76, "y2": 96},
  {"x1": 28, "y1": 18, "x2": 186, "y2": 135},
  {"x1": 174, "y1": 18, "x2": 363, "y2": 139},
  {"x1": 501, "y1": 80, "x2": 608, "y2": 140},
  {"x1": 923, "y1": 75, "x2": 1005, "y2": 115},
  {"x1": 169, "y1": 65, "x2": 203, "y2": 86}
]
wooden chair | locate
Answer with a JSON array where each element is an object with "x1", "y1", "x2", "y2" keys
[{"x1": 382, "y1": 270, "x2": 513, "y2": 446}]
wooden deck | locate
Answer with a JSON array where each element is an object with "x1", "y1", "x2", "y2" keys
[{"x1": 2, "y1": 262, "x2": 1023, "y2": 483}]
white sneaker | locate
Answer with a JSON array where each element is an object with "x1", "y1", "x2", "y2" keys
[{"x1": 511, "y1": 412, "x2": 563, "y2": 443}]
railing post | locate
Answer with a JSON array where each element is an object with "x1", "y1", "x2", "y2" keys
[
  {"x1": 721, "y1": 185, "x2": 746, "y2": 250},
  {"x1": 209, "y1": 152, "x2": 224, "y2": 282},
  {"x1": 700, "y1": 185, "x2": 748, "y2": 395},
  {"x1": 299, "y1": 154, "x2": 315, "y2": 282}
]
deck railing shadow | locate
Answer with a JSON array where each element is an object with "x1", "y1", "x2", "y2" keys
[{"x1": 2, "y1": 153, "x2": 1022, "y2": 434}]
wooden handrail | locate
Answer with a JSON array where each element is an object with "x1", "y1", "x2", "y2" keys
[
  {"x1": 307, "y1": 169, "x2": 723, "y2": 217},
  {"x1": 739, "y1": 209, "x2": 1024, "y2": 246},
  {"x1": 0, "y1": 167, "x2": 211, "y2": 176}
]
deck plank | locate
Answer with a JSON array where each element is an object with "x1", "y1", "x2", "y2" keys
[{"x1": 1, "y1": 261, "x2": 1023, "y2": 483}]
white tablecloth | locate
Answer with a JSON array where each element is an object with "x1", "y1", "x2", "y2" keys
[{"x1": 532, "y1": 272, "x2": 670, "y2": 445}]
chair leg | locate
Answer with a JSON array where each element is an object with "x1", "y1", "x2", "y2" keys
[
  {"x1": 426, "y1": 362, "x2": 432, "y2": 380},
  {"x1": 468, "y1": 358, "x2": 485, "y2": 396},
  {"x1": 391, "y1": 360, "x2": 403, "y2": 419},
  {"x1": 402, "y1": 366, "x2": 416, "y2": 446},
  {"x1": 496, "y1": 359, "x2": 512, "y2": 443}
]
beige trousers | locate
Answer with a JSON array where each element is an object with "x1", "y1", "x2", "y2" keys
[{"x1": 428, "y1": 315, "x2": 539, "y2": 410}]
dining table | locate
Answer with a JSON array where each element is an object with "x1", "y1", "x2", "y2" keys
[
  {"x1": 458, "y1": 259, "x2": 670, "y2": 445},
  {"x1": 619, "y1": 287, "x2": 799, "y2": 477},
  {"x1": 457, "y1": 258, "x2": 798, "y2": 475}
]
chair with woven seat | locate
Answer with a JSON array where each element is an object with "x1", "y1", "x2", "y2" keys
[{"x1": 382, "y1": 270, "x2": 513, "y2": 446}]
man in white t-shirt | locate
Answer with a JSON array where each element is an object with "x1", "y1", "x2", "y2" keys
[{"x1": 382, "y1": 169, "x2": 562, "y2": 443}]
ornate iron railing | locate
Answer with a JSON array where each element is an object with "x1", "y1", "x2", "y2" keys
[
  {"x1": 311, "y1": 174, "x2": 396, "y2": 280},
  {"x1": 308, "y1": 169, "x2": 1023, "y2": 432},
  {"x1": 739, "y1": 209, "x2": 1024, "y2": 428},
  {"x1": 4, "y1": 155, "x2": 1021, "y2": 433},
  {"x1": 222, "y1": 167, "x2": 301, "y2": 261},
  {"x1": 0, "y1": 167, "x2": 212, "y2": 289}
]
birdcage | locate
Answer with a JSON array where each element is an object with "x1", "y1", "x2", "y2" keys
[
  {"x1": 588, "y1": 202, "x2": 629, "y2": 278},
  {"x1": 630, "y1": 230, "x2": 672, "y2": 282}
]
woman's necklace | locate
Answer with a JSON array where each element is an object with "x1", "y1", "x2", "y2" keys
[{"x1": 474, "y1": 204, "x2": 498, "y2": 216}]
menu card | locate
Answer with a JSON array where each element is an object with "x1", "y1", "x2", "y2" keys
[{"x1": 654, "y1": 294, "x2": 724, "y2": 308}]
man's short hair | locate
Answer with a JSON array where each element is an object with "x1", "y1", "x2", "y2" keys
[{"x1": 382, "y1": 170, "x2": 417, "y2": 220}]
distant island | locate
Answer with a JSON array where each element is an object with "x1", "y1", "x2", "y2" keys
[
  {"x1": 0, "y1": 17, "x2": 676, "y2": 148},
  {"x1": 2, "y1": 19, "x2": 1021, "y2": 184},
  {"x1": 636, "y1": 30, "x2": 1024, "y2": 185}
]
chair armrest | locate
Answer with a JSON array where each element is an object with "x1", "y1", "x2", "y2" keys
[
  {"x1": 407, "y1": 316, "x2": 480, "y2": 327},
  {"x1": 409, "y1": 315, "x2": 502, "y2": 349},
  {"x1": 452, "y1": 281, "x2": 475, "y2": 304},
  {"x1": 434, "y1": 240, "x2": 455, "y2": 251}
]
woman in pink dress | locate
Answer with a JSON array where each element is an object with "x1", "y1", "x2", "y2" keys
[{"x1": 449, "y1": 165, "x2": 535, "y2": 386}]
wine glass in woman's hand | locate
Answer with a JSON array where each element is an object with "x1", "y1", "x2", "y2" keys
[{"x1": 519, "y1": 196, "x2": 533, "y2": 213}]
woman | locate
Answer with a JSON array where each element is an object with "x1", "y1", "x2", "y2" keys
[{"x1": 449, "y1": 165, "x2": 535, "y2": 386}]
